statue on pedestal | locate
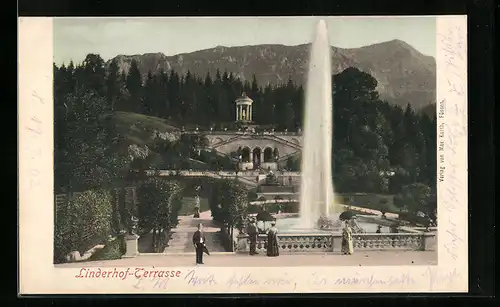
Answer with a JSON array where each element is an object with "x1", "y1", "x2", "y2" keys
[
  {"x1": 317, "y1": 215, "x2": 335, "y2": 229},
  {"x1": 127, "y1": 215, "x2": 139, "y2": 235},
  {"x1": 193, "y1": 187, "x2": 201, "y2": 218}
]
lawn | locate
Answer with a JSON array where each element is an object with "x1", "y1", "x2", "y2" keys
[
  {"x1": 111, "y1": 111, "x2": 180, "y2": 147},
  {"x1": 338, "y1": 193, "x2": 398, "y2": 213}
]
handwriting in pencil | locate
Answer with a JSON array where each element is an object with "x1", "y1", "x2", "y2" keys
[{"x1": 32, "y1": 91, "x2": 44, "y2": 104}]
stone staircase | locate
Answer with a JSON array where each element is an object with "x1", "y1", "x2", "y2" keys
[
  {"x1": 166, "y1": 231, "x2": 191, "y2": 253},
  {"x1": 204, "y1": 232, "x2": 227, "y2": 252},
  {"x1": 163, "y1": 212, "x2": 227, "y2": 254}
]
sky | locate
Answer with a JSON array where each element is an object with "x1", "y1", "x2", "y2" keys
[{"x1": 53, "y1": 16, "x2": 436, "y2": 65}]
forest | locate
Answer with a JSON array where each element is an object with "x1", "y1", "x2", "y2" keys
[{"x1": 54, "y1": 54, "x2": 437, "y2": 218}]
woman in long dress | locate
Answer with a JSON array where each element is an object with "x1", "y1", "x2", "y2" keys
[
  {"x1": 341, "y1": 221, "x2": 354, "y2": 255},
  {"x1": 266, "y1": 222, "x2": 280, "y2": 257}
]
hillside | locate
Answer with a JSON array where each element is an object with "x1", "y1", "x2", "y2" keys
[
  {"x1": 108, "y1": 40, "x2": 436, "y2": 110},
  {"x1": 111, "y1": 111, "x2": 180, "y2": 147},
  {"x1": 108, "y1": 112, "x2": 229, "y2": 170},
  {"x1": 105, "y1": 111, "x2": 179, "y2": 164}
]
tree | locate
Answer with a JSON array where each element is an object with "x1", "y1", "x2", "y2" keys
[
  {"x1": 222, "y1": 180, "x2": 249, "y2": 238},
  {"x1": 167, "y1": 70, "x2": 182, "y2": 121},
  {"x1": 209, "y1": 179, "x2": 248, "y2": 238},
  {"x1": 82, "y1": 54, "x2": 107, "y2": 97},
  {"x1": 394, "y1": 182, "x2": 431, "y2": 215},
  {"x1": 333, "y1": 67, "x2": 379, "y2": 102},
  {"x1": 55, "y1": 88, "x2": 129, "y2": 192},
  {"x1": 202, "y1": 72, "x2": 216, "y2": 124},
  {"x1": 106, "y1": 59, "x2": 121, "y2": 111},
  {"x1": 142, "y1": 71, "x2": 156, "y2": 115},
  {"x1": 53, "y1": 60, "x2": 438, "y2": 199},
  {"x1": 180, "y1": 70, "x2": 197, "y2": 121},
  {"x1": 250, "y1": 74, "x2": 259, "y2": 97},
  {"x1": 137, "y1": 178, "x2": 182, "y2": 251},
  {"x1": 177, "y1": 134, "x2": 209, "y2": 159},
  {"x1": 126, "y1": 60, "x2": 143, "y2": 112}
]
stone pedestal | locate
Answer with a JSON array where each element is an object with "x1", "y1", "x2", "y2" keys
[
  {"x1": 236, "y1": 234, "x2": 249, "y2": 253},
  {"x1": 123, "y1": 234, "x2": 140, "y2": 258},
  {"x1": 331, "y1": 234, "x2": 343, "y2": 253},
  {"x1": 423, "y1": 232, "x2": 437, "y2": 251}
]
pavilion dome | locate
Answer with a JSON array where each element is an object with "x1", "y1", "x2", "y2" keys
[{"x1": 235, "y1": 92, "x2": 253, "y2": 105}]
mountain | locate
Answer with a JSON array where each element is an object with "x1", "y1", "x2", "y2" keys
[{"x1": 107, "y1": 39, "x2": 436, "y2": 110}]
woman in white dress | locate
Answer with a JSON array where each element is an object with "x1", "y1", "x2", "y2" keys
[{"x1": 341, "y1": 221, "x2": 354, "y2": 255}]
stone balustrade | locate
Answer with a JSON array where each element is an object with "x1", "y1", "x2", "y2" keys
[
  {"x1": 184, "y1": 130, "x2": 303, "y2": 136},
  {"x1": 236, "y1": 232, "x2": 436, "y2": 254}
]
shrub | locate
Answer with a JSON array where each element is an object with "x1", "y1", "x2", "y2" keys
[
  {"x1": 54, "y1": 189, "x2": 114, "y2": 263},
  {"x1": 88, "y1": 235, "x2": 126, "y2": 261}
]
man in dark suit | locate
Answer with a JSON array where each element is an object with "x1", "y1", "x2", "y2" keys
[
  {"x1": 246, "y1": 219, "x2": 259, "y2": 255},
  {"x1": 192, "y1": 223, "x2": 206, "y2": 264}
]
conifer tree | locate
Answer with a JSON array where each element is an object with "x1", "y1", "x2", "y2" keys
[
  {"x1": 126, "y1": 60, "x2": 143, "y2": 112},
  {"x1": 82, "y1": 54, "x2": 107, "y2": 98},
  {"x1": 142, "y1": 71, "x2": 155, "y2": 115},
  {"x1": 106, "y1": 59, "x2": 121, "y2": 111}
]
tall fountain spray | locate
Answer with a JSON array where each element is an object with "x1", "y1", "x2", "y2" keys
[{"x1": 298, "y1": 20, "x2": 336, "y2": 229}]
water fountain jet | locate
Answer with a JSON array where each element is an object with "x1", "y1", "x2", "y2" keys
[{"x1": 298, "y1": 19, "x2": 340, "y2": 230}]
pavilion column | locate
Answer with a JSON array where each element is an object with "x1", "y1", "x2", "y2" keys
[
  {"x1": 236, "y1": 105, "x2": 239, "y2": 121},
  {"x1": 249, "y1": 105, "x2": 252, "y2": 121}
]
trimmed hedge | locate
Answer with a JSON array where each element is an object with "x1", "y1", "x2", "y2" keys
[
  {"x1": 54, "y1": 189, "x2": 114, "y2": 263},
  {"x1": 248, "y1": 202, "x2": 299, "y2": 214}
]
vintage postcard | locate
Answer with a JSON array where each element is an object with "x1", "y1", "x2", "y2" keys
[{"x1": 18, "y1": 16, "x2": 468, "y2": 294}]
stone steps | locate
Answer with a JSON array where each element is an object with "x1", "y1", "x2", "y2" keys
[
  {"x1": 165, "y1": 231, "x2": 226, "y2": 253},
  {"x1": 162, "y1": 212, "x2": 228, "y2": 253}
]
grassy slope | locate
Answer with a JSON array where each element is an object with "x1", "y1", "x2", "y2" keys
[
  {"x1": 111, "y1": 111, "x2": 180, "y2": 147},
  {"x1": 339, "y1": 193, "x2": 397, "y2": 213},
  {"x1": 111, "y1": 112, "x2": 216, "y2": 168}
]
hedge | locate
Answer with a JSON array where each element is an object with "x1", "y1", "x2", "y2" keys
[
  {"x1": 54, "y1": 189, "x2": 115, "y2": 263},
  {"x1": 248, "y1": 202, "x2": 300, "y2": 214}
]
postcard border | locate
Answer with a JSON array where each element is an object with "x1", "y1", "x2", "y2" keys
[{"x1": 18, "y1": 16, "x2": 468, "y2": 294}]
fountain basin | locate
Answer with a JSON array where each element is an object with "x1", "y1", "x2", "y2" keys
[{"x1": 262, "y1": 215, "x2": 392, "y2": 234}]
